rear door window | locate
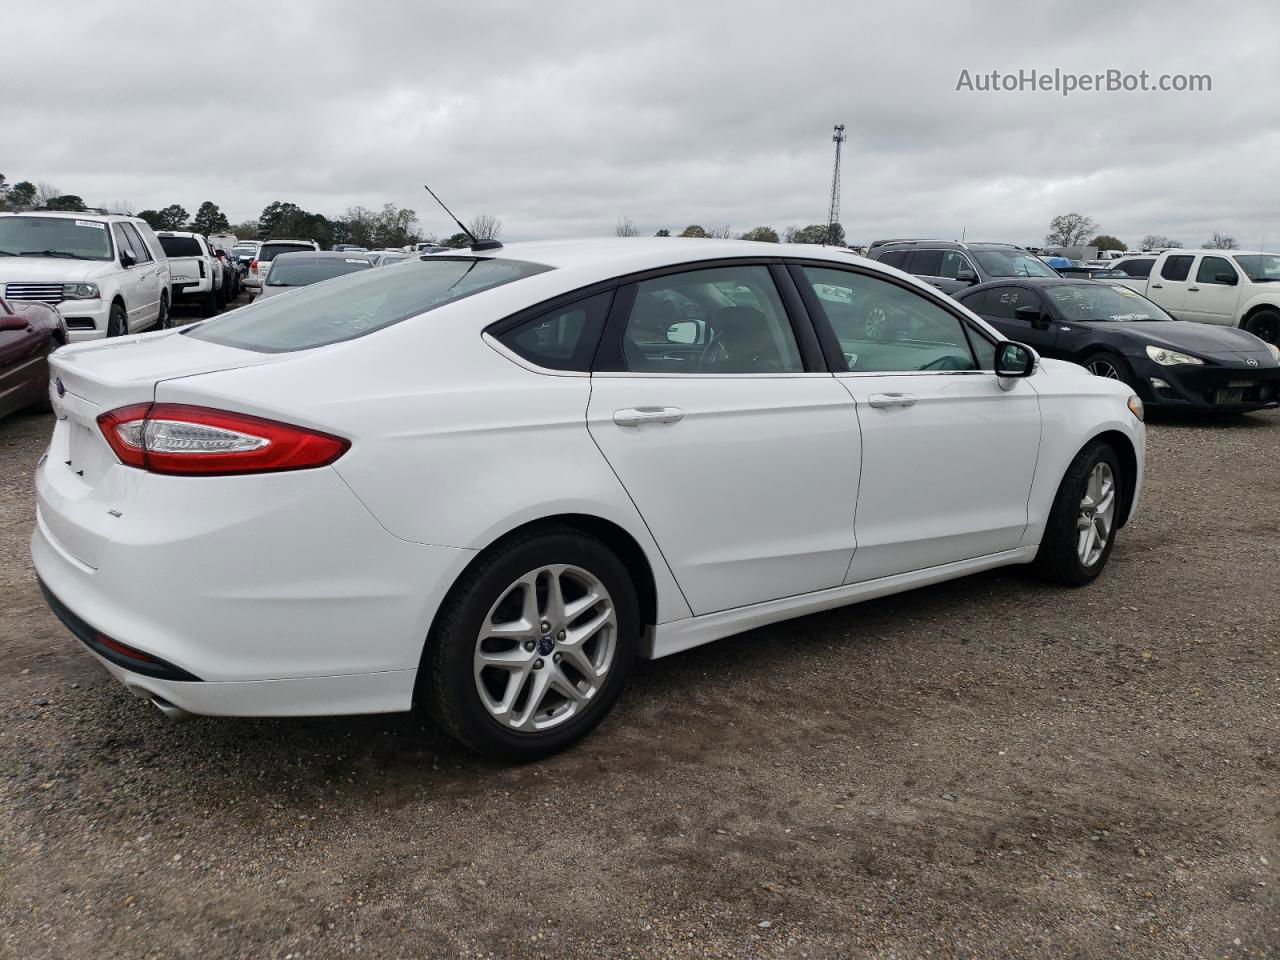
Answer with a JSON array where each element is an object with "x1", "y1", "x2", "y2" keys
[
  {"x1": 1160, "y1": 255, "x2": 1195, "y2": 281},
  {"x1": 877, "y1": 250, "x2": 909, "y2": 268},
  {"x1": 187, "y1": 256, "x2": 552, "y2": 353},
  {"x1": 906, "y1": 249, "x2": 943, "y2": 276},
  {"x1": 1116, "y1": 258, "x2": 1154, "y2": 278}
]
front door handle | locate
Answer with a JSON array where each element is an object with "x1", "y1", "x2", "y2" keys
[
  {"x1": 867, "y1": 393, "x2": 918, "y2": 409},
  {"x1": 613, "y1": 406, "x2": 685, "y2": 427},
  {"x1": 1150, "y1": 283, "x2": 1163, "y2": 289}
]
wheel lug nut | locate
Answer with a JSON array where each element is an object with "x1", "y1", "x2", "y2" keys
[
  {"x1": 523, "y1": 640, "x2": 536, "y2": 652},
  {"x1": 557, "y1": 629, "x2": 566, "y2": 641},
  {"x1": 553, "y1": 653, "x2": 562, "y2": 664},
  {"x1": 533, "y1": 659, "x2": 544, "y2": 670},
  {"x1": 540, "y1": 621, "x2": 551, "y2": 633}
]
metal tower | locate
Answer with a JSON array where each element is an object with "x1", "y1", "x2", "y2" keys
[{"x1": 826, "y1": 124, "x2": 846, "y2": 246}]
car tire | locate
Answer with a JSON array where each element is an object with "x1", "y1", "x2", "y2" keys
[
  {"x1": 1082, "y1": 350, "x2": 1132, "y2": 386},
  {"x1": 422, "y1": 526, "x2": 640, "y2": 760},
  {"x1": 106, "y1": 301, "x2": 128, "y2": 337},
  {"x1": 1243, "y1": 308, "x2": 1280, "y2": 347},
  {"x1": 155, "y1": 293, "x2": 170, "y2": 330},
  {"x1": 202, "y1": 288, "x2": 220, "y2": 317},
  {"x1": 1033, "y1": 441, "x2": 1123, "y2": 586}
]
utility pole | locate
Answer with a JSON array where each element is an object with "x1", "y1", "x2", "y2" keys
[{"x1": 826, "y1": 124, "x2": 846, "y2": 246}]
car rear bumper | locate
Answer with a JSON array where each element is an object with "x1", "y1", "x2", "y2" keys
[
  {"x1": 32, "y1": 450, "x2": 475, "y2": 716},
  {"x1": 1128, "y1": 356, "x2": 1280, "y2": 410},
  {"x1": 171, "y1": 277, "x2": 214, "y2": 298}
]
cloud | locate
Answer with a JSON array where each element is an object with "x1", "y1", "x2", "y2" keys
[{"x1": 6, "y1": 0, "x2": 1277, "y2": 249}]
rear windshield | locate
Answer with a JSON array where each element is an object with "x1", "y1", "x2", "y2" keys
[
  {"x1": 266, "y1": 258, "x2": 371, "y2": 286},
  {"x1": 231, "y1": 245, "x2": 257, "y2": 257},
  {"x1": 186, "y1": 256, "x2": 553, "y2": 352},
  {"x1": 159, "y1": 236, "x2": 202, "y2": 257},
  {"x1": 259, "y1": 242, "x2": 315, "y2": 262},
  {"x1": 0, "y1": 216, "x2": 114, "y2": 261}
]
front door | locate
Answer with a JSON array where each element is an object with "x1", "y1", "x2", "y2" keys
[
  {"x1": 972, "y1": 284, "x2": 1061, "y2": 357},
  {"x1": 791, "y1": 263, "x2": 1041, "y2": 583},
  {"x1": 587, "y1": 263, "x2": 860, "y2": 615},
  {"x1": 1184, "y1": 254, "x2": 1243, "y2": 325}
]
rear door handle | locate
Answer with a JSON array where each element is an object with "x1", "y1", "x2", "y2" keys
[
  {"x1": 867, "y1": 393, "x2": 918, "y2": 409},
  {"x1": 613, "y1": 406, "x2": 685, "y2": 427},
  {"x1": 1188, "y1": 286, "x2": 1200, "y2": 292}
]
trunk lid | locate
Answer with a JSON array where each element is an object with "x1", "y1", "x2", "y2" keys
[{"x1": 167, "y1": 256, "x2": 203, "y2": 282}]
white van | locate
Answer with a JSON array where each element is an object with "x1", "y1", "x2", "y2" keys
[{"x1": 0, "y1": 211, "x2": 173, "y2": 340}]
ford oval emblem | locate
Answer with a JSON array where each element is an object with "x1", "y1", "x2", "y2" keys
[{"x1": 55, "y1": 377, "x2": 66, "y2": 398}]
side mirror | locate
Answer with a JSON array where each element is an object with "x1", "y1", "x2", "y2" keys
[
  {"x1": 119, "y1": 250, "x2": 137, "y2": 268},
  {"x1": 1014, "y1": 304, "x2": 1049, "y2": 329},
  {"x1": 1216, "y1": 272, "x2": 1238, "y2": 285},
  {"x1": 0, "y1": 313, "x2": 30, "y2": 331},
  {"x1": 996, "y1": 341, "x2": 1036, "y2": 379},
  {"x1": 666, "y1": 320, "x2": 699, "y2": 345},
  {"x1": 956, "y1": 268, "x2": 977, "y2": 284}
]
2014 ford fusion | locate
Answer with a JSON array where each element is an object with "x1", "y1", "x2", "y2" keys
[{"x1": 33, "y1": 239, "x2": 1146, "y2": 758}]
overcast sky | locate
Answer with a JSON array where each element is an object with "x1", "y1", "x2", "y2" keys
[{"x1": 8, "y1": 1, "x2": 1279, "y2": 249}]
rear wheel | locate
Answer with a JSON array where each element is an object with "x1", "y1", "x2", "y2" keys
[
  {"x1": 106, "y1": 302, "x2": 127, "y2": 337},
  {"x1": 202, "y1": 287, "x2": 219, "y2": 317},
  {"x1": 1034, "y1": 441, "x2": 1122, "y2": 586},
  {"x1": 155, "y1": 293, "x2": 170, "y2": 330},
  {"x1": 423, "y1": 527, "x2": 639, "y2": 760},
  {"x1": 1243, "y1": 308, "x2": 1280, "y2": 347}
]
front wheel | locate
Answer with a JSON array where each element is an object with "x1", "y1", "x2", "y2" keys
[
  {"x1": 1034, "y1": 441, "x2": 1123, "y2": 586},
  {"x1": 106, "y1": 302, "x2": 127, "y2": 337},
  {"x1": 155, "y1": 293, "x2": 171, "y2": 330},
  {"x1": 1243, "y1": 308, "x2": 1280, "y2": 347},
  {"x1": 1083, "y1": 350, "x2": 1132, "y2": 386},
  {"x1": 422, "y1": 528, "x2": 639, "y2": 760}
]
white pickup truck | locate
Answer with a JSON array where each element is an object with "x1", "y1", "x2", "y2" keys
[
  {"x1": 1110, "y1": 249, "x2": 1280, "y2": 345},
  {"x1": 156, "y1": 231, "x2": 224, "y2": 316}
]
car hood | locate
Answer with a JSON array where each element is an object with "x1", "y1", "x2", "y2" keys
[
  {"x1": 1107, "y1": 320, "x2": 1277, "y2": 364},
  {"x1": 0, "y1": 258, "x2": 116, "y2": 284}
]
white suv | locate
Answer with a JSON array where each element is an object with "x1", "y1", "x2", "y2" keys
[
  {"x1": 0, "y1": 211, "x2": 173, "y2": 340},
  {"x1": 244, "y1": 239, "x2": 320, "y2": 295}
]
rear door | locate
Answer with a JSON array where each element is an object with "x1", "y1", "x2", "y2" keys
[
  {"x1": 1148, "y1": 254, "x2": 1196, "y2": 319},
  {"x1": 587, "y1": 261, "x2": 860, "y2": 615},
  {"x1": 1184, "y1": 254, "x2": 1243, "y2": 325},
  {"x1": 792, "y1": 263, "x2": 1041, "y2": 582}
]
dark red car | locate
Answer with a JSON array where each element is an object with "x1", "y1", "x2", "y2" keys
[{"x1": 0, "y1": 297, "x2": 65, "y2": 420}]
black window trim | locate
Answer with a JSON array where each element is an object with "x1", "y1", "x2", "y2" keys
[
  {"x1": 784, "y1": 259, "x2": 1003, "y2": 375},
  {"x1": 484, "y1": 256, "x2": 829, "y2": 376},
  {"x1": 483, "y1": 287, "x2": 618, "y2": 377}
]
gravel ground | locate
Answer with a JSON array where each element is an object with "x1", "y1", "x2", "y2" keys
[{"x1": 1, "y1": 343, "x2": 1276, "y2": 958}]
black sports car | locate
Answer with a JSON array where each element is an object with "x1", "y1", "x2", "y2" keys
[{"x1": 955, "y1": 278, "x2": 1280, "y2": 411}]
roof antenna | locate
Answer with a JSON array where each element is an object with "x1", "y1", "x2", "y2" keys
[{"x1": 422, "y1": 185, "x2": 503, "y2": 252}]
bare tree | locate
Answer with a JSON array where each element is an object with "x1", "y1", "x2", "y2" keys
[
  {"x1": 739, "y1": 226, "x2": 780, "y2": 243},
  {"x1": 467, "y1": 214, "x2": 502, "y2": 240},
  {"x1": 35, "y1": 182, "x2": 62, "y2": 206},
  {"x1": 1204, "y1": 232, "x2": 1239, "y2": 250},
  {"x1": 1140, "y1": 234, "x2": 1184, "y2": 250},
  {"x1": 615, "y1": 217, "x2": 639, "y2": 237},
  {"x1": 707, "y1": 225, "x2": 733, "y2": 239},
  {"x1": 1045, "y1": 213, "x2": 1099, "y2": 248}
]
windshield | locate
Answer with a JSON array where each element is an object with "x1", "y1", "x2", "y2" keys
[
  {"x1": 159, "y1": 236, "x2": 202, "y2": 257},
  {"x1": 974, "y1": 249, "x2": 1058, "y2": 278},
  {"x1": 266, "y1": 258, "x2": 371, "y2": 286},
  {"x1": 1048, "y1": 284, "x2": 1173, "y2": 323},
  {"x1": 0, "y1": 216, "x2": 114, "y2": 260},
  {"x1": 1233, "y1": 254, "x2": 1280, "y2": 282},
  {"x1": 187, "y1": 256, "x2": 553, "y2": 352}
]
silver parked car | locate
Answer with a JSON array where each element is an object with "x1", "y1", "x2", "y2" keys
[{"x1": 256, "y1": 251, "x2": 373, "y2": 300}]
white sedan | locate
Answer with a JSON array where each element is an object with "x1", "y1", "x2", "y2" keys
[{"x1": 33, "y1": 238, "x2": 1146, "y2": 759}]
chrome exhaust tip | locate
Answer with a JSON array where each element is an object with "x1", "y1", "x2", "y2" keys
[{"x1": 149, "y1": 694, "x2": 195, "y2": 721}]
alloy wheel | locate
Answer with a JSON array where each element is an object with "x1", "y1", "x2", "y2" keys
[
  {"x1": 1087, "y1": 358, "x2": 1121, "y2": 379},
  {"x1": 1077, "y1": 461, "x2": 1116, "y2": 567},
  {"x1": 473, "y1": 564, "x2": 617, "y2": 733}
]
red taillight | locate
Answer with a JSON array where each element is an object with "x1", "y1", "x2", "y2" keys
[
  {"x1": 250, "y1": 259, "x2": 259, "y2": 274},
  {"x1": 96, "y1": 403, "x2": 350, "y2": 476}
]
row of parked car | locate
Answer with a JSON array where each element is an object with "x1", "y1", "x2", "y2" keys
[
  {"x1": 861, "y1": 239, "x2": 1280, "y2": 412},
  {"x1": 0, "y1": 209, "x2": 424, "y2": 419}
]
